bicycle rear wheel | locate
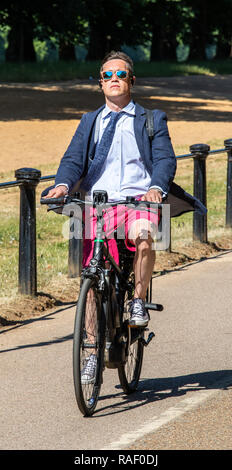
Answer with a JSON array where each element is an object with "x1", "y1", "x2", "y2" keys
[
  {"x1": 73, "y1": 277, "x2": 105, "y2": 416},
  {"x1": 117, "y1": 276, "x2": 144, "y2": 394}
]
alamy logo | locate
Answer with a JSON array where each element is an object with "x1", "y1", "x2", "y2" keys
[{"x1": 61, "y1": 200, "x2": 170, "y2": 251}]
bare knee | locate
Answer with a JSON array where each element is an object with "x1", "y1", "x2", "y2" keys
[{"x1": 135, "y1": 235, "x2": 153, "y2": 256}]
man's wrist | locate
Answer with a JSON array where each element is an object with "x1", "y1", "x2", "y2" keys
[
  {"x1": 149, "y1": 186, "x2": 166, "y2": 198},
  {"x1": 55, "y1": 183, "x2": 69, "y2": 192}
]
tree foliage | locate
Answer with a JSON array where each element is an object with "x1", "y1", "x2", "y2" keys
[
  {"x1": 0, "y1": 0, "x2": 87, "y2": 61},
  {"x1": 0, "y1": 0, "x2": 231, "y2": 62},
  {"x1": 84, "y1": 0, "x2": 149, "y2": 60}
]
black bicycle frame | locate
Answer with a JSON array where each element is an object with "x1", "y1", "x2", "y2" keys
[
  {"x1": 84, "y1": 204, "x2": 128, "y2": 286},
  {"x1": 83, "y1": 206, "x2": 143, "y2": 366}
]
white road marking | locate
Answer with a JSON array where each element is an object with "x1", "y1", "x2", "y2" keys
[{"x1": 103, "y1": 375, "x2": 232, "y2": 450}]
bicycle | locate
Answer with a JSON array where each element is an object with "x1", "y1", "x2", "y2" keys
[{"x1": 41, "y1": 190, "x2": 163, "y2": 417}]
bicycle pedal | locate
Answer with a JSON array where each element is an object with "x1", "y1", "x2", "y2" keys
[{"x1": 145, "y1": 302, "x2": 163, "y2": 311}]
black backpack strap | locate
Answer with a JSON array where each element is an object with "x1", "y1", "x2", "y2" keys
[{"x1": 145, "y1": 108, "x2": 154, "y2": 142}]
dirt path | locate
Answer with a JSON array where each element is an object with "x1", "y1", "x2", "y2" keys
[{"x1": 0, "y1": 75, "x2": 232, "y2": 177}]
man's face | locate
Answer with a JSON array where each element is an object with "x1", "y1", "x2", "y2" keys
[{"x1": 100, "y1": 59, "x2": 133, "y2": 101}]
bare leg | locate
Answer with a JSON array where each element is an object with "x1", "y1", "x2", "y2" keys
[
  {"x1": 128, "y1": 220, "x2": 156, "y2": 300},
  {"x1": 133, "y1": 235, "x2": 155, "y2": 300}
]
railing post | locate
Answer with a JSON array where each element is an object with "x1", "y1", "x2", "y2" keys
[
  {"x1": 15, "y1": 168, "x2": 41, "y2": 295},
  {"x1": 68, "y1": 213, "x2": 83, "y2": 278},
  {"x1": 190, "y1": 143, "x2": 209, "y2": 243},
  {"x1": 225, "y1": 139, "x2": 232, "y2": 228}
]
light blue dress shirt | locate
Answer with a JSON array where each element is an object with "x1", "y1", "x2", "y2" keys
[{"x1": 87, "y1": 101, "x2": 164, "y2": 201}]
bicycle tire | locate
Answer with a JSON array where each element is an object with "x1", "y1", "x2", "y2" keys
[
  {"x1": 73, "y1": 277, "x2": 105, "y2": 416},
  {"x1": 117, "y1": 274, "x2": 144, "y2": 394}
]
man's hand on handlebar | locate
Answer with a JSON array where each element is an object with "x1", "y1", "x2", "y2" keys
[
  {"x1": 141, "y1": 188, "x2": 162, "y2": 203},
  {"x1": 44, "y1": 185, "x2": 68, "y2": 199}
]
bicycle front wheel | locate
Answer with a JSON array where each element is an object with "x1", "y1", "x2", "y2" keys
[
  {"x1": 118, "y1": 286, "x2": 144, "y2": 394},
  {"x1": 73, "y1": 278, "x2": 105, "y2": 416}
]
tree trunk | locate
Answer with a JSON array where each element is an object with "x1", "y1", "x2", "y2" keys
[
  {"x1": 229, "y1": 36, "x2": 232, "y2": 58},
  {"x1": 59, "y1": 42, "x2": 76, "y2": 61},
  {"x1": 87, "y1": 23, "x2": 107, "y2": 60},
  {"x1": 150, "y1": 24, "x2": 165, "y2": 60},
  {"x1": 5, "y1": 27, "x2": 19, "y2": 62},
  {"x1": 22, "y1": 26, "x2": 36, "y2": 62},
  {"x1": 189, "y1": 2, "x2": 208, "y2": 60},
  {"x1": 6, "y1": 13, "x2": 36, "y2": 62}
]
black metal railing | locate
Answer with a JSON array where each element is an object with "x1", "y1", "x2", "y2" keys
[{"x1": 0, "y1": 139, "x2": 231, "y2": 296}]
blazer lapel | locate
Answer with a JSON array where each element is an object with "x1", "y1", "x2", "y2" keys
[
  {"x1": 134, "y1": 102, "x2": 152, "y2": 174},
  {"x1": 134, "y1": 103, "x2": 146, "y2": 155},
  {"x1": 82, "y1": 105, "x2": 105, "y2": 163}
]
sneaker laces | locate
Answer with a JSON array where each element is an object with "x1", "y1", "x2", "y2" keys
[
  {"x1": 83, "y1": 354, "x2": 97, "y2": 375},
  {"x1": 129, "y1": 298, "x2": 146, "y2": 316}
]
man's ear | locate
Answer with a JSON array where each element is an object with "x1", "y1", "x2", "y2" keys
[
  {"x1": 131, "y1": 76, "x2": 136, "y2": 86},
  {"x1": 98, "y1": 79, "x2": 103, "y2": 89}
]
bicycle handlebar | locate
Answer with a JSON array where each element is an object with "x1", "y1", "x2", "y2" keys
[
  {"x1": 40, "y1": 196, "x2": 66, "y2": 205},
  {"x1": 40, "y1": 193, "x2": 163, "y2": 210}
]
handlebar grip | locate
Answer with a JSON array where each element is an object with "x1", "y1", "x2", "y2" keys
[{"x1": 40, "y1": 197, "x2": 65, "y2": 205}]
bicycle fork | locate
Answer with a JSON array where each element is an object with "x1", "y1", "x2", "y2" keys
[{"x1": 102, "y1": 268, "x2": 125, "y2": 369}]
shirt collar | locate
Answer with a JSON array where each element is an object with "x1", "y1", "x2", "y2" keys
[{"x1": 102, "y1": 100, "x2": 135, "y2": 119}]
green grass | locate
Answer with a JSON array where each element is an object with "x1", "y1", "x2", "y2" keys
[
  {"x1": 0, "y1": 59, "x2": 231, "y2": 82},
  {"x1": 0, "y1": 188, "x2": 69, "y2": 298},
  {"x1": 136, "y1": 59, "x2": 232, "y2": 77},
  {"x1": 171, "y1": 151, "x2": 229, "y2": 246}
]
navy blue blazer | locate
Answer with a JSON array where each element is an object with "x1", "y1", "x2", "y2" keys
[
  {"x1": 55, "y1": 103, "x2": 176, "y2": 193},
  {"x1": 45, "y1": 102, "x2": 206, "y2": 217}
]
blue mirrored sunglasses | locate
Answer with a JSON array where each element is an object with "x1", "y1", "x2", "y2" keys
[{"x1": 102, "y1": 70, "x2": 128, "y2": 81}]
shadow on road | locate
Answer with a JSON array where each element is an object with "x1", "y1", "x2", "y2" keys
[
  {"x1": 94, "y1": 369, "x2": 232, "y2": 417},
  {"x1": 0, "y1": 333, "x2": 73, "y2": 354},
  {"x1": 0, "y1": 302, "x2": 76, "y2": 333},
  {"x1": 0, "y1": 304, "x2": 75, "y2": 354}
]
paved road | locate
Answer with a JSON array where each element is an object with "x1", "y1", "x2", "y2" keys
[{"x1": 0, "y1": 251, "x2": 232, "y2": 450}]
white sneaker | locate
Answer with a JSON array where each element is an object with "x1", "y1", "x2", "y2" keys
[
  {"x1": 81, "y1": 354, "x2": 97, "y2": 384},
  {"x1": 129, "y1": 298, "x2": 149, "y2": 327}
]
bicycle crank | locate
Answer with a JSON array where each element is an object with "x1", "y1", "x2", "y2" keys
[{"x1": 141, "y1": 331, "x2": 155, "y2": 347}]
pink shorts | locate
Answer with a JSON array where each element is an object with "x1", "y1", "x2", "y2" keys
[{"x1": 82, "y1": 197, "x2": 159, "y2": 267}]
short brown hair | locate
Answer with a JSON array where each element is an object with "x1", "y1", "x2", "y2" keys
[{"x1": 100, "y1": 50, "x2": 134, "y2": 76}]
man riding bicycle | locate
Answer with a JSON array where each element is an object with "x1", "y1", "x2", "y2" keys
[{"x1": 43, "y1": 51, "x2": 205, "y2": 383}]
